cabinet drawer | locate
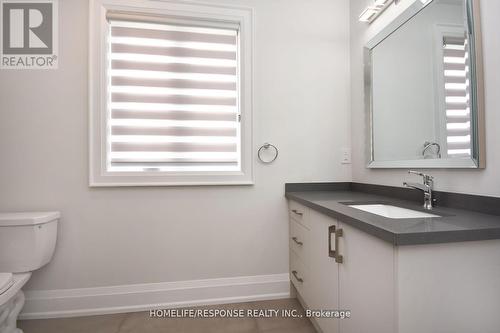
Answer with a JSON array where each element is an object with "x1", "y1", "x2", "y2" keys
[
  {"x1": 290, "y1": 219, "x2": 308, "y2": 263},
  {"x1": 290, "y1": 249, "x2": 308, "y2": 299},
  {"x1": 289, "y1": 200, "x2": 309, "y2": 229}
]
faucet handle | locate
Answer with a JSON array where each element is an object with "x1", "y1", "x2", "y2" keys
[{"x1": 408, "y1": 170, "x2": 434, "y2": 183}]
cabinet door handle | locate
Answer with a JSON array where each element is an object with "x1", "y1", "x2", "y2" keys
[
  {"x1": 292, "y1": 237, "x2": 303, "y2": 246},
  {"x1": 329, "y1": 225, "x2": 344, "y2": 263},
  {"x1": 335, "y1": 228, "x2": 344, "y2": 264},
  {"x1": 291, "y1": 270, "x2": 304, "y2": 283},
  {"x1": 328, "y1": 225, "x2": 336, "y2": 258},
  {"x1": 291, "y1": 209, "x2": 303, "y2": 216}
]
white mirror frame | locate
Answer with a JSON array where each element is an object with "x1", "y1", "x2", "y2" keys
[{"x1": 364, "y1": 0, "x2": 485, "y2": 169}]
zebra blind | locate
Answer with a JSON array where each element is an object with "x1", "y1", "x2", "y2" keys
[
  {"x1": 442, "y1": 35, "x2": 471, "y2": 158},
  {"x1": 106, "y1": 17, "x2": 240, "y2": 172}
]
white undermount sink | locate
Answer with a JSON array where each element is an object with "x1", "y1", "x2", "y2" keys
[{"x1": 349, "y1": 204, "x2": 441, "y2": 219}]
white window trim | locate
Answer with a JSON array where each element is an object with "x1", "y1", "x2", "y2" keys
[{"x1": 89, "y1": 0, "x2": 254, "y2": 187}]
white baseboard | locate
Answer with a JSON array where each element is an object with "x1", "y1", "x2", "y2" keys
[{"x1": 20, "y1": 273, "x2": 290, "y2": 320}]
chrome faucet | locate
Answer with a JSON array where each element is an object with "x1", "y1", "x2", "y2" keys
[{"x1": 403, "y1": 171, "x2": 434, "y2": 210}]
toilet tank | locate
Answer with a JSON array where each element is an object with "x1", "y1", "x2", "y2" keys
[{"x1": 0, "y1": 212, "x2": 60, "y2": 273}]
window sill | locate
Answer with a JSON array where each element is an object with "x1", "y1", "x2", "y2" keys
[
  {"x1": 89, "y1": 181, "x2": 255, "y2": 187},
  {"x1": 89, "y1": 172, "x2": 254, "y2": 187}
]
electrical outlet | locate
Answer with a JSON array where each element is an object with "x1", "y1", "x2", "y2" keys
[{"x1": 341, "y1": 148, "x2": 351, "y2": 164}]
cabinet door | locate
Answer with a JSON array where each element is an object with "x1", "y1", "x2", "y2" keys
[
  {"x1": 308, "y1": 209, "x2": 340, "y2": 333},
  {"x1": 337, "y1": 221, "x2": 396, "y2": 333}
]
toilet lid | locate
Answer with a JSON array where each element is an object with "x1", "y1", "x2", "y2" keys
[{"x1": 0, "y1": 273, "x2": 14, "y2": 295}]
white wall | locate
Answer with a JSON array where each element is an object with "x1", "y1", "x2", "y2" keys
[
  {"x1": 350, "y1": 0, "x2": 500, "y2": 197},
  {"x1": 0, "y1": 0, "x2": 351, "y2": 291}
]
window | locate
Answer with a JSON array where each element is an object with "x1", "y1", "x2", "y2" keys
[{"x1": 89, "y1": 0, "x2": 253, "y2": 186}]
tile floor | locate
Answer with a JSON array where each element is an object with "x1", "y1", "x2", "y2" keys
[{"x1": 19, "y1": 298, "x2": 317, "y2": 333}]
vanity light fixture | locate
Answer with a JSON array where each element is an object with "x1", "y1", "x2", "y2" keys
[
  {"x1": 374, "y1": 0, "x2": 392, "y2": 6},
  {"x1": 359, "y1": 0, "x2": 400, "y2": 23},
  {"x1": 359, "y1": 7, "x2": 379, "y2": 23}
]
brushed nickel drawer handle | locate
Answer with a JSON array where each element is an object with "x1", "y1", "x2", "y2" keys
[
  {"x1": 291, "y1": 209, "x2": 303, "y2": 216},
  {"x1": 291, "y1": 270, "x2": 304, "y2": 283},
  {"x1": 328, "y1": 225, "x2": 344, "y2": 263},
  {"x1": 328, "y1": 225, "x2": 336, "y2": 258},
  {"x1": 335, "y1": 228, "x2": 344, "y2": 264},
  {"x1": 292, "y1": 237, "x2": 303, "y2": 246}
]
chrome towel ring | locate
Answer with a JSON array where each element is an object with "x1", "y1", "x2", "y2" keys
[{"x1": 258, "y1": 143, "x2": 278, "y2": 164}]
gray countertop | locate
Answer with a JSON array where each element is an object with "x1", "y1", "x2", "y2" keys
[{"x1": 286, "y1": 190, "x2": 500, "y2": 245}]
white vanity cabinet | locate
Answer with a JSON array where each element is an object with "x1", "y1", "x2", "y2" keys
[
  {"x1": 288, "y1": 200, "x2": 500, "y2": 333},
  {"x1": 288, "y1": 201, "x2": 394, "y2": 333}
]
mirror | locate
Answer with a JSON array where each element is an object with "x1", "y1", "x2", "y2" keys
[{"x1": 365, "y1": 0, "x2": 484, "y2": 168}]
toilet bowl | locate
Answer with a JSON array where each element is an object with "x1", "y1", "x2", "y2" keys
[
  {"x1": 0, "y1": 212, "x2": 60, "y2": 333},
  {"x1": 0, "y1": 275, "x2": 14, "y2": 296}
]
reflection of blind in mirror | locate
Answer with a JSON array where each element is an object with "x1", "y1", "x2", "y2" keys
[{"x1": 442, "y1": 35, "x2": 471, "y2": 158}]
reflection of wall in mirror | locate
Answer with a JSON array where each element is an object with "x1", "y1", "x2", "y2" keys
[{"x1": 371, "y1": 0, "x2": 464, "y2": 162}]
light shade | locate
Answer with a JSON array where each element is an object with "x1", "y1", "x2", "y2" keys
[
  {"x1": 374, "y1": 0, "x2": 390, "y2": 6},
  {"x1": 359, "y1": 7, "x2": 379, "y2": 22},
  {"x1": 359, "y1": 0, "x2": 396, "y2": 23}
]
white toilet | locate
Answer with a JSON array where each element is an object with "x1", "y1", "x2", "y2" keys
[{"x1": 0, "y1": 212, "x2": 60, "y2": 333}]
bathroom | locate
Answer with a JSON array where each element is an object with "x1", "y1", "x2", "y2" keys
[{"x1": 0, "y1": 0, "x2": 498, "y2": 332}]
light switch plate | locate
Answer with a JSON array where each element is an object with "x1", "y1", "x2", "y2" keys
[{"x1": 341, "y1": 148, "x2": 351, "y2": 164}]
